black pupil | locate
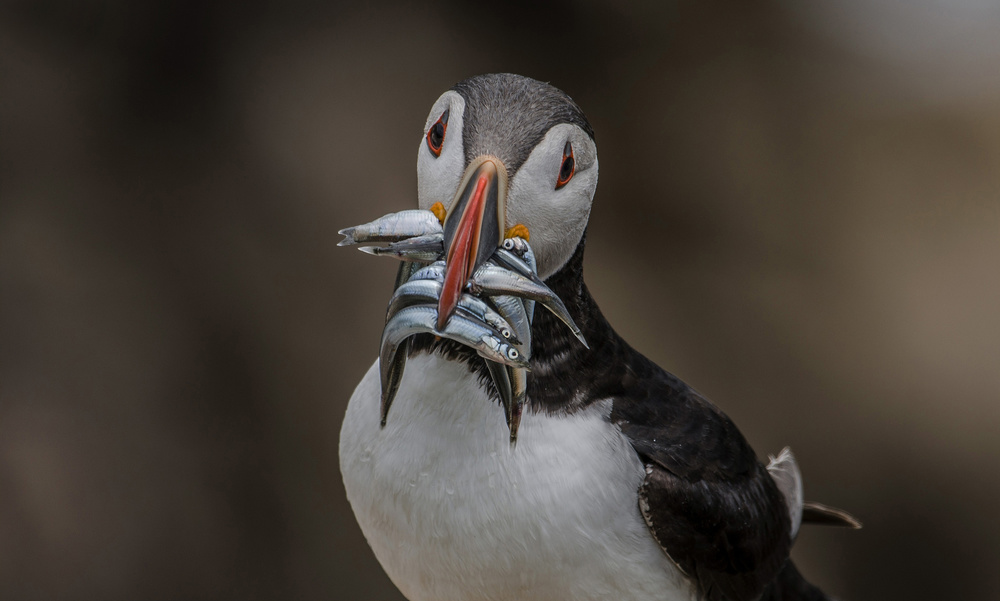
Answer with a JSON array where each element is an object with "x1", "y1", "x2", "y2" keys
[
  {"x1": 560, "y1": 155, "x2": 574, "y2": 180},
  {"x1": 430, "y1": 122, "x2": 444, "y2": 148}
]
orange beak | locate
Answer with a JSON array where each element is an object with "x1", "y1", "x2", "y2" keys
[{"x1": 437, "y1": 158, "x2": 504, "y2": 330}]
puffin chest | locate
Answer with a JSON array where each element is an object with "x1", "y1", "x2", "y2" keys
[{"x1": 339, "y1": 354, "x2": 691, "y2": 601}]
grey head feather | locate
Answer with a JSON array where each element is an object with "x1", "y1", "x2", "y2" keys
[{"x1": 452, "y1": 73, "x2": 594, "y2": 177}]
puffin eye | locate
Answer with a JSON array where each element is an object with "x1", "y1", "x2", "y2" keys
[
  {"x1": 555, "y1": 141, "x2": 575, "y2": 189},
  {"x1": 426, "y1": 109, "x2": 449, "y2": 157}
]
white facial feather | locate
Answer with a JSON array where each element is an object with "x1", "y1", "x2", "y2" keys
[
  {"x1": 417, "y1": 91, "x2": 466, "y2": 210},
  {"x1": 506, "y1": 123, "x2": 598, "y2": 279}
]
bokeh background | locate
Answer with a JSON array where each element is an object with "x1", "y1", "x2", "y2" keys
[{"x1": 2, "y1": 1, "x2": 999, "y2": 599}]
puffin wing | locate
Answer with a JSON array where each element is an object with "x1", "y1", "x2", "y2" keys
[
  {"x1": 801, "y1": 502, "x2": 862, "y2": 529},
  {"x1": 611, "y1": 363, "x2": 793, "y2": 601}
]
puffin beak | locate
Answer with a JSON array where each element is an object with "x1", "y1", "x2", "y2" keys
[{"x1": 437, "y1": 157, "x2": 507, "y2": 330}]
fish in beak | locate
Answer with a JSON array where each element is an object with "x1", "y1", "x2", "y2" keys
[{"x1": 437, "y1": 156, "x2": 507, "y2": 330}]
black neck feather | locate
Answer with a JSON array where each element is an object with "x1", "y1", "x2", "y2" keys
[
  {"x1": 525, "y1": 231, "x2": 638, "y2": 414},
  {"x1": 406, "y1": 231, "x2": 640, "y2": 416}
]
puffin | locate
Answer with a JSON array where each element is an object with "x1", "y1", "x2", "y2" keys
[{"x1": 340, "y1": 73, "x2": 858, "y2": 601}]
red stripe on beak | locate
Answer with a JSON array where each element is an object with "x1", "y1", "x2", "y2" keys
[{"x1": 437, "y1": 173, "x2": 490, "y2": 330}]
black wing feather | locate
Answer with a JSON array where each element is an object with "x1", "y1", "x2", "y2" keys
[
  {"x1": 528, "y1": 241, "x2": 795, "y2": 601},
  {"x1": 615, "y1": 356, "x2": 792, "y2": 601}
]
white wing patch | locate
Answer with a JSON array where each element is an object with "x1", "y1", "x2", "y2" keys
[{"x1": 766, "y1": 447, "x2": 804, "y2": 539}]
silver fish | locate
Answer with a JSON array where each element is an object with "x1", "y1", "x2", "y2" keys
[
  {"x1": 339, "y1": 210, "x2": 442, "y2": 246},
  {"x1": 379, "y1": 336, "x2": 409, "y2": 427},
  {"x1": 489, "y1": 250, "x2": 542, "y2": 325},
  {"x1": 508, "y1": 238, "x2": 537, "y2": 323},
  {"x1": 361, "y1": 248, "x2": 440, "y2": 263},
  {"x1": 386, "y1": 279, "x2": 520, "y2": 344},
  {"x1": 487, "y1": 294, "x2": 532, "y2": 356},
  {"x1": 359, "y1": 233, "x2": 444, "y2": 262},
  {"x1": 382, "y1": 261, "x2": 429, "y2": 424},
  {"x1": 501, "y1": 236, "x2": 536, "y2": 269},
  {"x1": 506, "y1": 365, "x2": 527, "y2": 446},
  {"x1": 459, "y1": 303, "x2": 520, "y2": 346},
  {"x1": 453, "y1": 316, "x2": 528, "y2": 369},
  {"x1": 470, "y1": 263, "x2": 588, "y2": 348},
  {"x1": 486, "y1": 292, "x2": 531, "y2": 445},
  {"x1": 409, "y1": 261, "x2": 446, "y2": 282},
  {"x1": 483, "y1": 359, "x2": 513, "y2": 427},
  {"x1": 490, "y1": 248, "x2": 537, "y2": 280},
  {"x1": 392, "y1": 261, "x2": 422, "y2": 293},
  {"x1": 498, "y1": 237, "x2": 537, "y2": 322},
  {"x1": 381, "y1": 306, "x2": 528, "y2": 377},
  {"x1": 488, "y1": 290, "x2": 531, "y2": 445},
  {"x1": 385, "y1": 278, "x2": 442, "y2": 316}
]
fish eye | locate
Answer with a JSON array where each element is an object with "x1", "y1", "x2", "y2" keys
[
  {"x1": 555, "y1": 141, "x2": 575, "y2": 189},
  {"x1": 507, "y1": 348, "x2": 519, "y2": 360},
  {"x1": 503, "y1": 239, "x2": 514, "y2": 250},
  {"x1": 426, "y1": 109, "x2": 449, "y2": 157},
  {"x1": 501, "y1": 328, "x2": 511, "y2": 339}
]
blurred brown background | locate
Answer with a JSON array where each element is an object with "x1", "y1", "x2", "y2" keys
[{"x1": 2, "y1": 1, "x2": 999, "y2": 599}]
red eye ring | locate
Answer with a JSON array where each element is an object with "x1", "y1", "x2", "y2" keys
[
  {"x1": 426, "y1": 109, "x2": 449, "y2": 157},
  {"x1": 556, "y1": 141, "x2": 575, "y2": 189}
]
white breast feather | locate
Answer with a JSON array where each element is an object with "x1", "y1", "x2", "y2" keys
[{"x1": 340, "y1": 354, "x2": 695, "y2": 601}]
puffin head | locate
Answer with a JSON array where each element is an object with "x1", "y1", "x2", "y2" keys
[{"x1": 415, "y1": 74, "x2": 599, "y2": 326}]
